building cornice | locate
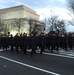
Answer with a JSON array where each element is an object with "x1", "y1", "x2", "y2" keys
[{"x1": 0, "y1": 5, "x2": 39, "y2": 16}]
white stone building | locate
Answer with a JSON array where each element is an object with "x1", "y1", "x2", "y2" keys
[{"x1": 0, "y1": 5, "x2": 45, "y2": 35}]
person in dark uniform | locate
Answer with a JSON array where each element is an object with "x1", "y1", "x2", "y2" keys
[
  {"x1": 60, "y1": 34, "x2": 64, "y2": 49},
  {"x1": 68, "y1": 33, "x2": 73, "y2": 50},
  {"x1": 1, "y1": 35, "x2": 5, "y2": 50},
  {"x1": 40, "y1": 33, "x2": 46, "y2": 54},
  {"x1": 47, "y1": 33, "x2": 52, "y2": 50},
  {"x1": 51, "y1": 34, "x2": 56, "y2": 52},
  {"x1": 61, "y1": 34, "x2": 68, "y2": 50},
  {"x1": 45, "y1": 34, "x2": 49, "y2": 49},
  {"x1": 30, "y1": 33, "x2": 37, "y2": 56},
  {"x1": 64, "y1": 33, "x2": 68, "y2": 50},
  {"x1": 37, "y1": 34, "x2": 41, "y2": 50},
  {"x1": 14, "y1": 33, "x2": 20, "y2": 53},
  {"x1": 4, "y1": 35, "x2": 9, "y2": 51},
  {"x1": 10, "y1": 34, "x2": 14, "y2": 52},
  {"x1": 71, "y1": 33, "x2": 74, "y2": 49},
  {"x1": 0, "y1": 35, "x2": 2, "y2": 49},
  {"x1": 19, "y1": 33, "x2": 23, "y2": 51},
  {"x1": 28, "y1": 34, "x2": 31, "y2": 50},
  {"x1": 22, "y1": 33, "x2": 28, "y2": 54},
  {"x1": 55, "y1": 34, "x2": 61, "y2": 51}
]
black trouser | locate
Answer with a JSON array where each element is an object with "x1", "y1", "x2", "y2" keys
[
  {"x1": 40, "y1": 46, "x2": 44, "y2": 54},
  {"x1": 11, "y1": 45, "x2": 13, "y2": 52},
  {"x1": 69, "y1": 43, "x2": 73, "y2": 50},
  {"x1": 23, "y1": 46, "x2": 27, "y2": 54},
  {"x1": 30, "y1": 48, "x2": 35, "y2": 56},
  {"x1": 16, "y1": 46, "x2": 18, "y2": 53}
]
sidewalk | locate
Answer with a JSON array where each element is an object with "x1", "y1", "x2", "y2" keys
[{"x1": 44, "y1": 48, "x2": 74, "y2": 57}]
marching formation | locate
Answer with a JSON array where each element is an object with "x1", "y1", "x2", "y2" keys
[{"x1": 0, "y1": 33, "x2": 74, "y2": 56}]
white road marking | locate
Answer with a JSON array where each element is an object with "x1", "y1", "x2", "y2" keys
[
  {"x1": 43, "y1": 52, "x2": 74, "y2": 59},
  {"x1": 0, "y1": 49, "x2": 3, "y2": 51},
  {"x1": 0, "y1": 55, "x2": 60, "y2": 75},
  {"x1": 27, "y1": 49, "x2": 74, "y2": 59},
  {"x1": 59, "y1": 52, "x2": 74, "y2": 56},
  {"x1": 66, "y1": 54, "x2": 74, "y2": 56}
]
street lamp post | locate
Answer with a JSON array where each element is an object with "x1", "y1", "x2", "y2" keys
[
  {"x1": 41, "y1": 13, "x2": 47, "y2": 33},
  {"x1": 57, "y1": 27, "x2": 59, "y2": 34}
]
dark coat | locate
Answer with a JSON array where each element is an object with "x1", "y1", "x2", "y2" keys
[{"x1": 30, "y1": 36, "x2": 37, "y2": 50}]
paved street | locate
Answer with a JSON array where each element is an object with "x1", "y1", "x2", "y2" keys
[{"x1": 0, "y1": 49, "x2": 74, "y2": 75}]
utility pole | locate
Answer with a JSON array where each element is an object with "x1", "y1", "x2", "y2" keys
[{"x1": 41, "y1": 13, "x2": 47, "y2": 33}]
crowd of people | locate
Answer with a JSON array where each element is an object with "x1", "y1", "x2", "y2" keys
[{"x1": 0, "y1": 32, "x2": 74, "y2": 55}]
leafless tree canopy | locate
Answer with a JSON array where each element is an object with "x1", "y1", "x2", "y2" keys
[
  {"x1": 0, "y1": 19, "x2": 7, "y2": 34},
  {"x1": 47, "y1": 15, "x2": 66, "y2": 33},
  {"x1": 67, "y1": 0, "x2": 74, "y2": 26},
  {"x1": 29, "y1": 19, "x2": 41, "y2": 34},
  {"x1": 13, "y1": 18, "x2": 26, "y2": 34},
  {"x1": 68, "y1": 0, "x2": 74, "y2": 13}
]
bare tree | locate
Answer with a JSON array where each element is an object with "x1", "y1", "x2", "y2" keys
[
  {"x1": 29, "y1": 19, "x2": 33, "y2": 34},
  {"x1": 13, "y1": 18, "x2": 26, "y2": 34},
  {"x1": 47, "y1": 15, "x2": 66, "y2": 34},
  {"x1": 29, "y1": 19, "x2": 39, "y2": 34},
  {"x1": 56, "y1": 20, "x2": 66, "y2": 34},
  {"x1": 0, "y1": 19, "x2": 6, "y2": 34},
  {"x1": 68, "y1": 0, "x2": 74, "y2": 13},
  {"x1": 47, "y1": 15, "x2": 58, "y2": 31},
  {"x1": 67, "y1": 0, "x2": 74, "y2": 26}
]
